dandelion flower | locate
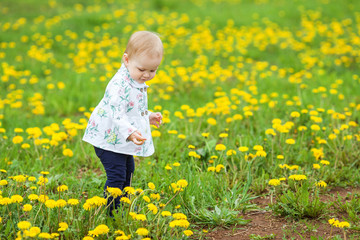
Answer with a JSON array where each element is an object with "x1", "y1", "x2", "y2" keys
[
  {"x1": 226, "y1": 150, "x2": 236, "y2": 156},
  {"x1": 290, "y1": 111, "x2": 300, "y2": 118},
  {"x1": 215, "y1": 144, "x2": 226, "y2": 151},
  {"x1": 148, "y1": 203, "x2": 158, "y2": 214},
  {"x1": 177, "y1": 179, "x2": 188, "y2": 188},
  {"x1": 45, "y1": 199, "x2": 57, "y2": 208},
  {"x1": 337, "y1": 221, "x2": 350, "y2": 228},
  {"x1": 21, "y1": 143, "x2": 30, "y2": 149},
  {"x1": 316, "y1": 181, "x2": 327, "y2": 188},
  {"x1": 12, "y1": 136, "x2": 24, "y2": 144},
  {"x1": 148, "y1": 182, "x2": 155, "y2": 190},
  {"x1": 120, "y1": 197, "x2": 131, "y2": 204},
  {"x1": 135, "y1": 214, "x2": 147, "y2": 221},
  {"x1": 265, "y1": 129, "x2": 276, "y2": 136},
  {"x1": 207, "y1": 166, "x2": 216, "y2": 172},
  {"x1": 183, "y1": 230, "x2": 193, "y2": 236},
  {"x1": 169, "y1": 219, "x2": 190, "y2": 228},
  {"x1": 11, "y1": 195, "x2": 23, "y2": 203},
  {"x1": 215, "y1": 164, "x2": 225, "y2": 172},
  {"x1": 28, "y1": 176, "x2": 36, "y2": 182},
  {"x1": 238, "y1": 146, "x2": 248, "y2": 152},
  {"x1": 123, "y1": 186, "x2": 135, "y2": 195},
  {"x1": 63, "y1": 148, "x2": 73, "y2": 157},
  {"x1": 143, "y1": 196, "x2": 151, "y2": 203},
  {"x1": 207, "y1": 118, "x2": 217, "y2": 125},
  {"x1": 38, "y1": 232, "x2": 52, "y2": 238},
  {"x1": 23, "y1": 204, "x2": 32, "y2": 212},
  {"x1": 152, "y1": 130, "x2": 161, "y2": 137},
  {"x1": 57, "y1": 185, "x2": 68, "y2": 192},
  {"x1": 56, "y1": 199, "x2": 67, "y2": 208},
  {"x1": 288, "y1": 175, "x2": 307, "y2": 181},
  {"x1": 83, "y1": 237, "x2": 94, "y2": 240},
  {"x1": 38, "y1": 195, "x2": 49, "y2": 203},
  {"x1": 268, "y1": 179, "x2": 281, "y2": 186},
  {"x1": 329, "y1": 134, "x2": 337, "y2": 140},
  {"x1": 0, "y1": 180, "x2": 8, "y2": 186},
  {"x1": 136, "y1": 228, "x2": 149, "y2": 236},
  {"x1": 18, "y1": 221, "x2": 31, "y2": 230},
  {"x1": 328, "y1": 218, "x2": 336, "y2": 225},
  {"x1": 219, "y1": 133, "x2": 228, "y2": 138},
  {"x1": 68, "y1": 199, "x2": 79, "y2": 205},
  {"x1": 173, "y1": 212, "x2": 187, "y2": 220},
  {"x1": 150, "y1": 193, "x2": 160, "y2": 201},
  {"x1": 188, "y1": 151, "x2": 197, "y2": 157},
  {"x1": 313, "y1": 164, "x2": 321, "y2": 169},
  {"x1": 58, "y1": 222, "x2": 69, "y2": 231},
  {"x1": 256, "y1": 150, "x2": 267, "y2": 157},
  {"x1": 89, "y1": 224, "x2": 109, "y2": 236},
  {"x1": 0, "y1": 197, "x2": 12, "y2": 205},
  {"x1": 28, "y1": 194, "x2": 39, "y2": 201},
  {"x1": 320, "y1": 160, "x2": 330, "y2": 165},
  {"x1": 161, "y1": 211, "x2": 171, "y2": 217},
  {"x1": 27, "y1": 227, "x2": 41, "y2": 237},
  {"x1": 107, "y1": 187, "x2": 122, "y2": 198},
  {"x1": 201, "y1": 132, "x2": 209, "y2": 138},
  {"x1": 13, "y1": 175, "x2": 27, "y2": 182}
]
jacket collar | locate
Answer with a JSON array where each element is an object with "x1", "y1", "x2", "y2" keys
[{"x1": 119, "y1": 64, "x2": 149, "y2": 89}]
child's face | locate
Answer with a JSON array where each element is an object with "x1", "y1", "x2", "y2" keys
[{"x1": 124, "y1": 53, "x2": 162, "y2": 84}]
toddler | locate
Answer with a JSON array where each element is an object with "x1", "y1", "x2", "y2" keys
[{"x1": 83, "y1": 31, "x2": 163, "y2": 215}]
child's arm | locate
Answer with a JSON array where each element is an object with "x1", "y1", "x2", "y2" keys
[{"x1": 149, "y1": 112, "x2": 163, "y2": 127}]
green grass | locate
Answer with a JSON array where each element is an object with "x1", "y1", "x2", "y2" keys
[{"x1": 0, "y1": 0, "x2": 360, "y2": 239}]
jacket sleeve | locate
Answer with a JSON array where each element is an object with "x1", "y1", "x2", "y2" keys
[{"x1": 106, "y1": 78, "x2": 137, "y2": 141}]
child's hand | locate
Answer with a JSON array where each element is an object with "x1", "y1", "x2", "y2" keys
[
  {"x1": 149, "y1": 112, "x2": 163, "y2": 128},
  {"x1": 127, "y1": 131, "x2": 146, "y2": 145}
]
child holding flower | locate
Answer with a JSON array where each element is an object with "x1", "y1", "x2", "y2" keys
[{"x1": 83, "y1": 31, "x2": 163, "y2": 215}]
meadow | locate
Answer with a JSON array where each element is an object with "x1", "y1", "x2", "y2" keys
[{"x1": 0, "y1": 0, "x2": 360, "y2": 239}]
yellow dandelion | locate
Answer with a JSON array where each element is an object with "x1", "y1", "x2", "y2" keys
[
  {"x1": 136, "y1": 228, "x2": 149, "y2": 236},
  {"x1": 23, "y1": 204, "x2": 32, "y2": 212},
  {"x1": 268, "y1": 179, "x2": 281, "y2": 186},
  {"x1": 207, "y1": 118, "x2": 217, "y2": 125},
  {"x1": 177, "y1": 179, "x2": 188, "y2": 188},
  {"x1": 316, "y1": 180, "x2": 327, "y2": 188},
  {"x1": 161, "y1": 211, "x2": 172, "y2": 217},
  {"x1": 143, "y1": 196, "x2": 151, "y2": 203},
  {"x1": 12, "y1": 136, "x2": 24, "y2": 144},
  {"x1": 215, "y1": 144, "x2": 226, "y2": 151},
  {"x1": 183, "y1": 230, "x2": 193, "y2": 236},
  {"x1": 148, "y1": 182, "x2": 155, "y2": 190},
  {"x1": 313, "y1": 164, "x2": 321, "y2": 169},
  {"x1": 18, "y1": 221, "x2": 31, "y2": 230}
]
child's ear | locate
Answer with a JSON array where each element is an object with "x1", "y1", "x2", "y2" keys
[{"x1": 123, "y1": 53, "x2": 129, "y2": 66}]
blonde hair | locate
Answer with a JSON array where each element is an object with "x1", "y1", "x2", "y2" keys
[{"x1": 124, "y1": 31, "x2": 163, "y2": 59}]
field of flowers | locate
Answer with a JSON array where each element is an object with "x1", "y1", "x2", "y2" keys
[{"x1": 1, "y1": 0, "x2": 360, "y2": 239}]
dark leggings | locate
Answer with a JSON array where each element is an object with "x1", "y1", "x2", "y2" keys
[{"x1": 94, "y1": 147, "x2": 135, "y2": 214}]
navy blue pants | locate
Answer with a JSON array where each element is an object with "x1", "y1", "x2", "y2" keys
[{"x1": 94, "y1": 147, "x2": 135, "y2": 215}]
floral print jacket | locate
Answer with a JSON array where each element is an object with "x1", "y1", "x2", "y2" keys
[{"x1": 83, "y1": 64, "x2": 154, "y2": 157}]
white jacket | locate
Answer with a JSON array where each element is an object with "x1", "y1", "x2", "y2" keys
[{"x1": 82, "y1": 64, "x2": 154, "y2": 157}]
